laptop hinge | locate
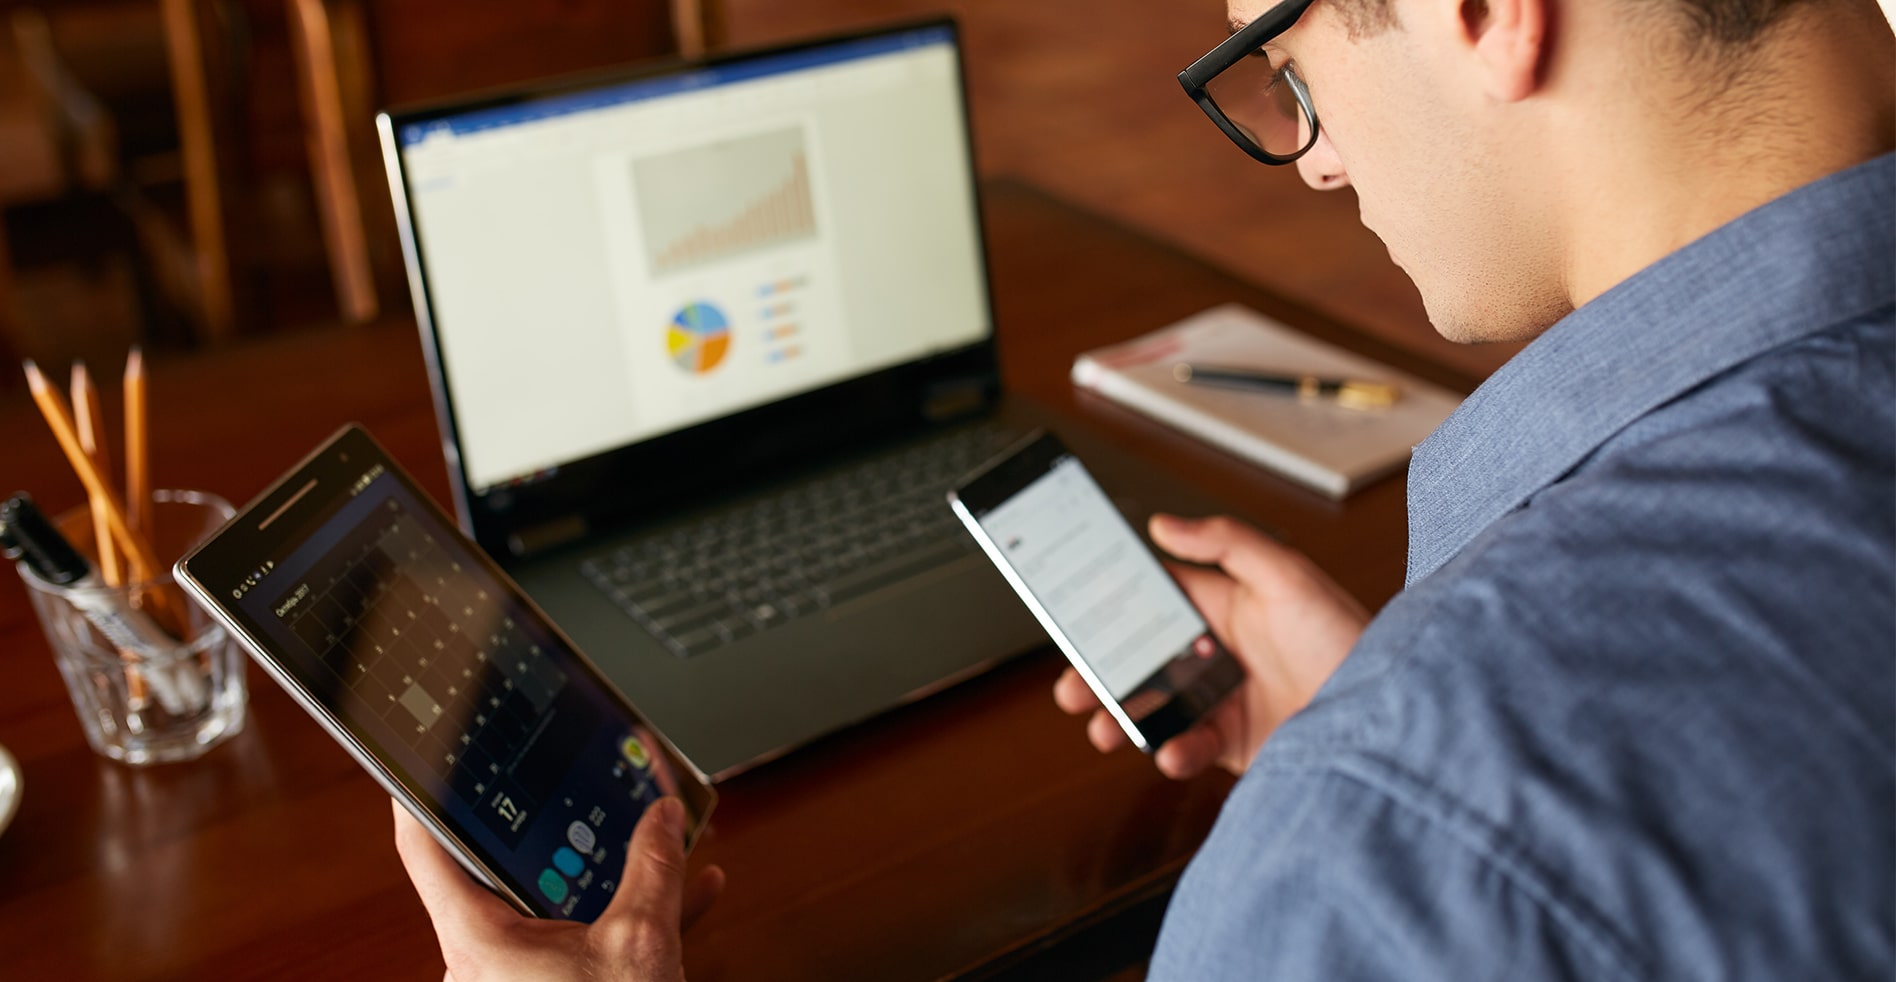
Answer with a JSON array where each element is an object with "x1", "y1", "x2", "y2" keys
[
  {"x1": 507, "y1": 514, "x2": 589, "y2": 558},
  {"x1": 921, "y1": 377, "x2": 992, "y2": 422}
]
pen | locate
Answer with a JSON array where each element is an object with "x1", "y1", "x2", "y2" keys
[{"x1": 1173, "y1": 363, "x2": 1401, "y2": 410}]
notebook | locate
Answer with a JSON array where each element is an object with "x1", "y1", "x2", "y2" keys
[
  {"x1": 1072, "y1": 304, "x2": 1463, "y2": 498},
  {"x1": 376, "y1": 19, "x2": 1073, "y2": 779}
]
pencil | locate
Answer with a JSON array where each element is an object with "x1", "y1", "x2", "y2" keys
[
  {"x1": 74, "y1": 361, "x2": 147, "y2": 705},
  {"x1": 124, "y1": 346, "x2": 148, "y2": 539},
  {"x1": 117, "y1": 348, "x2": 200, "y2": 666},
  {"x1": 22, "y1": 361, "x2": 182, "y2": 636},
  {"x1": 46, "y1": 361, "x2": 150, "y2": 706},
  {"x1": 71, "y1": 362, "x2": 122, "y2": 586}
]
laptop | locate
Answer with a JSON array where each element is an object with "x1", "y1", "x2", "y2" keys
[{"x1": 376, "y1": 19, "x2": 1054, "y2": 779}]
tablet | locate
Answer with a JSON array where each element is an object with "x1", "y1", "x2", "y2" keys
[{"x1": 176, "y1": 425, "x2": 714, "y2": 920}]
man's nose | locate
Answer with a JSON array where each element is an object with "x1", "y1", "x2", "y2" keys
[{"x1": 1295, "y1": 131, "x2": 1350, "y2": 189}]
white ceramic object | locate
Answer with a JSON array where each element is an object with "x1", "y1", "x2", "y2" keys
[{"x1": 0, "y1": 743, "x2": 20, "y2": 839}]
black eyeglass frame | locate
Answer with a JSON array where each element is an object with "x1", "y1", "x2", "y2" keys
[{"x1": 1177, "y1": 0, "x2": 1322, "y2": 165}]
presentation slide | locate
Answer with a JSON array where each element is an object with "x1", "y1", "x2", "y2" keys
[
  {"x1": 397, "y1": 33, "x2": 988, "y2": 494},
  {"x1": 593, "y1": 121, "x2": 852, "y2": 440}
]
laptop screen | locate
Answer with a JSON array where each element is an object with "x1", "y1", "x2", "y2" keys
[{"x1": 388, "y1": 24, "x2": 989, "y2": 495}]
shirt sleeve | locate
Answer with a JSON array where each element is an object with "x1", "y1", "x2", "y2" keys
[
  {"x1": 1145, "y1": 314, "x2": 1892, "y2": 980},
  {"x1": 1147, "y1": 763, "x2": 1642, "y2": 982}
]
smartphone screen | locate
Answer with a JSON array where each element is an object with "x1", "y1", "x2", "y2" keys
[
  {"x1": 178, "y1": 426, "x2": 715, "y2": 921},
  {"x1": 949, "y1": 432, "x2": 1242, "y2": 750}
]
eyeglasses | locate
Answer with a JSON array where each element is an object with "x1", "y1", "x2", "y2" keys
[{"x1": 1177, "y1": 0, "x2": 1321, "y2": 165}]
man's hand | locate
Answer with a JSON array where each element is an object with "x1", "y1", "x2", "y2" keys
[
  {"x1": 1053, "y1": 514, "x2": 1367, "y2": 779},
  {"x1": 393, "y1": 797, "x2": 725, "y2": 982}
]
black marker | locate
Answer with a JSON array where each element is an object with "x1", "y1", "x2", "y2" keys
[
  {"x1": 0, "y1": 493, "x2": 90, "y2": 585},
  {"x1": 2, "y1": 493, "x2": 205, "y2": 714}
]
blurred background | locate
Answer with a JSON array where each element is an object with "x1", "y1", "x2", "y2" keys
[{"x1": 0, "y1": 0, "x2": 1528, "y2": 388}]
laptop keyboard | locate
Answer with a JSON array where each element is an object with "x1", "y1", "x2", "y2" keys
[{"x1": 578, "y1": 421, "x2": 1025, "y2": 658}]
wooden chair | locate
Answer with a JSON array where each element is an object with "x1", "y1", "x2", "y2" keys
[
  {"x1": 0, "y1": 5, "x2": 149, "y2": 369},
  {"x1": 0, "y1": 6, "x2": 116, "y2": 367},
  {"x1": 5, "y1": 1, "x2": 319, "y2": 350},
  {"x1": 287, "y1": 0, "x2": 726, "y2": 324},
  {"x1": 150, "y1": 0, "x2": 240, "y2": 341}
]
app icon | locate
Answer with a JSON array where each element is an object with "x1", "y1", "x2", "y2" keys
[
  {"x1": 538, "y1": 868, "x2": 569, "y2": 903},
  {"x1": 554, "y1": 846, "x2": 585, "y2": 877},
  {"x1": 567, "y1": 820, "x2": 597, "y2": 853},
  {"x1": 620, "y1": 735, "x2": 652, "y2": 770}
]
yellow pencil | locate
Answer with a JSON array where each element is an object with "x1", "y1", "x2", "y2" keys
[
  {"x1": 124, "y1": 346, "x2": 149, "y2": 539},
  {"x1": 71, "y1": 361, "x2": 122, "y2": 586},
  {"x1": 23, "y1": 360, "x2": 184, "y2": 636},
  {"x1": 41, "y1": 360, "x2": 150, "y2": 705}
]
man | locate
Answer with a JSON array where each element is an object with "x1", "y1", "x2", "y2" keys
[{"x1": 392, "y1": 0, "x2": 1896, "y2": 977}]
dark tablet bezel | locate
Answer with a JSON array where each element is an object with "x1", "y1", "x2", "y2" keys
[{"x1": 176, "y1": 424, "x2": 716, "y2": 917}]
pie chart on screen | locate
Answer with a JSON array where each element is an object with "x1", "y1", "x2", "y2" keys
[{"x1": 668, "y1": 302, "x2": 731, "y2": 374}]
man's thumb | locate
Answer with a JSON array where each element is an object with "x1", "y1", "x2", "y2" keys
[{"x1": 600, "y1": 797, "x2": 688, "y2": 931}]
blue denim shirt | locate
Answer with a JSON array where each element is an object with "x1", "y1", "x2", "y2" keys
[{"x1": 1151, "y1": 154, "x2": 1895, "y2": 980}]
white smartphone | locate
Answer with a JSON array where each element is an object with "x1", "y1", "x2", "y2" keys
[{"x1": 947, "y1": 431, "x2": 1243, "y2": 751}]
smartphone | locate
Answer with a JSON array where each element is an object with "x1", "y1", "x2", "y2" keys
[
  {"x1": 947, "y1": 431, "x2": 1244, "y2": 751},
  {"x1": 176, "y1": 425, "x2": 715, "y2": 921}
]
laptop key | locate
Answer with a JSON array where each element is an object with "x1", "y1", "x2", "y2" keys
[
  {"x1": 651, "y1": 598, "x2": 731, "y2": 633},
  {"x1": 670, "y1": 626, "x2": 724, "y2": 657},
  {"x1": 746, "y1": 603, "x2": 786, "y2": 628},
  {"x1": 775, "y1": 589, "x2": 822, "y2": 616},
  {"x1": 713, "y1": 615, "x2": 758, "y2": 642},
  {"x1": 623, "y1": 591, "x2": 694, "y2": 620}
]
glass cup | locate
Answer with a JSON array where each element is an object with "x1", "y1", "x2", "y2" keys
[{"x1": 17, "y1": 489, "x2": 247, "y2": 765}]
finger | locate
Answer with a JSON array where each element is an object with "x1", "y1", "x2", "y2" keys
[
  {"x1": 1086, "y1": 709, "x2": 1130, "y2": 753},
  {"x1": 1167, "y1": 562, "x2": 1236, "y2": 627},
  {"x1": 391, "y1": 799, "x2": 518, "y2": 932},
  {"x1": 1052, "y1": 668, "x2": 1100, "y2": 715},
  {"x1": 598, "y1": 797, "x2": 689, "y2": 937},
  {"x1": 680, "y1": 865, "x2": 726, "y2": 933},
  {"x1": 1153, "y1": 725, "x2": 1224, "y2": 780},
  {"x1": 1150, "y1": 514, "x2": 1301, "y2": 590}
]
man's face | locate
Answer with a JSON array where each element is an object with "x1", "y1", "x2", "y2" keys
[{"x1": 1227, "y1": 0, "x2": 1568, "y2": 342}]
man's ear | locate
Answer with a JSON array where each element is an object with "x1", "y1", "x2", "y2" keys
[{"x1": 1461, "y1": 0, "x2": 1550, "y2": 102}]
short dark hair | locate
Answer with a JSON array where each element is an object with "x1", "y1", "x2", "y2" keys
[
  {"x1": 1325, "y1": 0, "x2": 1819, "y2": 48},
  {"x1": 1654, "y1": 0, "x2": 1821, "y2": 45},
  {"x1": 1323, "y1": 0, "x2": 1397, "y2": 38}
]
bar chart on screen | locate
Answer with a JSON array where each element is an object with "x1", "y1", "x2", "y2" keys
[{"x1": 633, "y1": 128, "x2": 820, "y2": 277}]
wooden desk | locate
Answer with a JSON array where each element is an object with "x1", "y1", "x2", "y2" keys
[{"x1": 0, "y1": 181, "x2": 1476, "y2": 980}]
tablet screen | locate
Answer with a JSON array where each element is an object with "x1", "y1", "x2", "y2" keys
[{"x1": 186, "y1": 429, "x2": 711, "y2": 920}]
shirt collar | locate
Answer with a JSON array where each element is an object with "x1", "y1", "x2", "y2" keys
[{"x1": 1406, "y1": 152, "x2": 1895, "y2": 587}]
